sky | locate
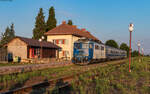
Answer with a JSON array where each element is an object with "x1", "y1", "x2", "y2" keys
[{"x1": 0, "y1": 0, "x2": 150, "y2": 54}]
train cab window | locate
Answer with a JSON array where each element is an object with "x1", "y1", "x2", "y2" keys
[
  {"x1": 82, "y1": 44, "x2": 89, "y2": 49},
  {"x1": 74, "y1": 43, "x2": 81, "y2": 49}
]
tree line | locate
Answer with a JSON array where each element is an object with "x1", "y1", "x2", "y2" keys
[
  {"x1": 32, "y1": 7, "x2": 73, "y2": 40},
  {"x1": 0, "y1": 6, "x2": 73, "y2": 47},
  {"x1": 0, "y1": 6, "x2": 140, "y2": 57},
  {"x1": 105, "y1": 39, "x2": 141, "y2": 57},
  {"x1": 0, "y1": 23, "x2": 15, "y2": 47}
]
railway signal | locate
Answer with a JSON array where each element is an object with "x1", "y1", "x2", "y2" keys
[{"x1": 129, "y1": 23, "x2": 134, "y2": 72}]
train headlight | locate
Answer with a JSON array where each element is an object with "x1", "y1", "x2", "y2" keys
[
  {"x1": 85, "y1": 56, "x2": 88, "y2": 61},
  {"x1": 84, "y1": 54, "x2": 88, "y2": 56}
]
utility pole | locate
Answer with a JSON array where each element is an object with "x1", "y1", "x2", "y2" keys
[{"x1": 128, "y1": 23, "x2": 134, "y2": 72}]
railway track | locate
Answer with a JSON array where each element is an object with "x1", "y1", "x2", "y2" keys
[{"x1": 2, "y1": 59, "x2": 127, "y2": 94}]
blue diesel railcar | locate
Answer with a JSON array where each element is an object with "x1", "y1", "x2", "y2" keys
[
  {"x1": 73, "y1": 39, "x2": 127, "y2": 63},
  {"x1": 73, "y1": 39, "x2": 106, "y2": 63}
]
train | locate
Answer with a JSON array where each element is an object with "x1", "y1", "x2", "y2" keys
[{"x1": 72, "y1": 38, "x2": 127, "y2": 63}]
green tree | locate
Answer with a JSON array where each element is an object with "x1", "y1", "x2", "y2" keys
[
  {"x1": 0, "y1": 30, "x2": 2, "y2": 41},
  {"x1": 132, "y1": 50, "x2": 139, "y2": 57},
  {"x1": 46, "y1": 6, "x2": 57, "y2": 32},
  {"x1": 10, "y1": 23, "x2": 15, "y2": 39},
  {"x1": 67, "y1": 20, "x2": 73, "y2": 25},
  {"x1": 105, "y1": 40, "x2": 119, "y2": 48},
  {"x1": 120, "y1": 43, "x2": 129, "y2": 57},
  {"x1": 1, "y1": 27, "x2": 10, "y2": 45},
  {"x1": 0, "y1": 25, "x2": 15, "y2": 47},
  {"x1": 33, "y1": 8, "x2": 46, "y2": 40}
]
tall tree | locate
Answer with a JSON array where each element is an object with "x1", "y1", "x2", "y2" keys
[
  {"x1": 0, "y1": 23, "x2": 15, "y2": 47},
  {"x1": 120, "y1": 43, "x2": 129, "y2": 57},
  {"x1": 46, "y1": 6, "x2": 57, "y2": 32},
  {"x1": 105, "y1": 40, "x2": 119, "y2": 48},
  {"x1": 10, "y1": 23, "x2": 15, "y2": 39},
  {"x1": 0, "y1": 29, "x2": 2, "y2": 41},
  {"x1": 33, "y1": 8, "x2": 46, "y2": 40},
  {"x1": 132, "y1": 50, "x2": 139, "y2": 57},
  {"x1": 67, "y1": 20, "x2": 73, "y2": 25},
  {"x1": 0, "y1": 27, "x2": 10, "y2": 46}
]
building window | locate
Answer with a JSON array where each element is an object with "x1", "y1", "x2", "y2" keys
[
  {"x1": 53, "y1": 39, "x2": 66, "y2": 44},
  {"x1": 35, "y1": 48, "x2": 40, "y2": 57},
  {"x1": 101, "y1": 46, "x2": 104, "y2": 50},
  {"x1": 29, "y1": 48, "x2": 41, "y2": 58},
  {"x1": 62, "y1": 51, "x2": 69, "y2": 57},
  {"x1": 82, "y1": 43, "x2": 89, "y2": 49},
  {"x1": 59, "y1": 40, "x2": 62, "y2": 44}
]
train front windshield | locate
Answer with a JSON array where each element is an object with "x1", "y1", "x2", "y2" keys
[
  {"x1": 74, "y1": 43, "x2": 82, "y2": 49},
  {"x1": 74, "y1": 43, "x2": 89, "y2": 56},
  {"x1": 74, "y1": 43, "x2": 91, "y2": 49}
]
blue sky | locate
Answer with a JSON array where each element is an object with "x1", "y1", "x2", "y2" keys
[{"x1": 0, "y1": 0, "x2": 150, "y2": 54}]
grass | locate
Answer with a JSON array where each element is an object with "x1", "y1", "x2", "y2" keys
[
  {"x1": 0, "y1": 65, "x2": 74, "y2": 91},
  {"x1": 0, "y1": 62, "x2": 104, "y2": 92},
  {"x1": 49, "y1": 57, "x2": 150, "y2": 94},
  {"x1": 0, "y1": 62, "x2": 34, "y2": 67},
  {"x1": 1, "y1": 57, "x2": 149, "y2": 94}
]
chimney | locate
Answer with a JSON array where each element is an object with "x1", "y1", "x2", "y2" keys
[
  {"x1": 72, "y1": 25, "x2": 77, "y2": 28},
  {"x1": 81, "y1": 28, "x2": 86, "y2": 32},
  {"x1": 62, "y1": 21, "x2": 66, "y2": 24}
]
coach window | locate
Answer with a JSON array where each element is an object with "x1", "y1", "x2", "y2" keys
[
  {"x1": 101, "y1": 46, "x2": 104, "y2": 50},
  {"x1": 95, "y1": 45, "x2": 99, "y2": 49},
  {"x1": 111, "y1": 50, "x2": 113, "y2": 53}
]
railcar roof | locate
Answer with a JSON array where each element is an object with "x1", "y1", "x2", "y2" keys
[
  {"x1": 106, "y1": 45, "x2": 126, "y2": 52},
  {"x1": 74, "y1": 39, "x2": 126, "y2": 52}
]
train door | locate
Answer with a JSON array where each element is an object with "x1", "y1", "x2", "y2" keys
[
  {"x1": 100, "y1": 45, "x2": 106, "y2": 59},
  {"x1": 88, "y1": 43, "x2": 93, "y2": 61}
]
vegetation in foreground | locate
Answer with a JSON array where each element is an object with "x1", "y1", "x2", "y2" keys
[
  {"x1": 0, "y1": 59, "x2": 127, "y2": 93},
  {"x1": 0, "y1": 57, "x2": 149, "y2": 94},
  {"x1": 46, "y1": 57, "x2": 150, "y2": 94},
  {"x1": 0, "y1": 65, "x2": 77, "y2": 92},
  {"x1": 0, "y1": 61, "x2": 103, "y2": 92}
]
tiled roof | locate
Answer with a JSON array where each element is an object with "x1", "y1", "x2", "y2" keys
[
  {"x1": 45, "y1": 22, "x2": 100, "y2": 41},
  {"x1": 15, "y1": 36, "x2": 61, "y2": 49}
]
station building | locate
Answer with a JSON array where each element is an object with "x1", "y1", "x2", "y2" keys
[
  {"x1": 45, "y1": 21, "x2": 100, "y2": 60},
  {"x1": 5, "y1": 36, "x2": 61, "y2": 61}
]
